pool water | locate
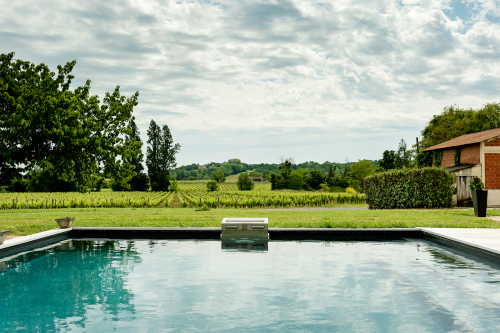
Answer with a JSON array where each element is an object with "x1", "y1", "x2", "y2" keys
[{"x1": 1, "y1": 239, "x2": 500, "y2": 332}]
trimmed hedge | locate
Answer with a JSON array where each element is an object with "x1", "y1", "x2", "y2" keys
[{"x1": 364, "y1": 167, "x2": 455, "y2": 209}]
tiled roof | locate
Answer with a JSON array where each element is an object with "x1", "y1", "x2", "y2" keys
[{"x1": 424, "y1": 128, "x2": 500, "y2": 151}]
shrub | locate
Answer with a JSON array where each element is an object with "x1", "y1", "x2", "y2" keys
[
  {"x1": 320, "y1": 184, "x2": 345, "y2": 193},
  {"x1": 237, "y1": 173, "x2": 254, "y2": 190},
  {"x1": 206, "y1": 180, "x2": 218, "y2": 192},
  {"x1": 364, "y1": 167, "x2": 455, "y2": 209},
  {"x1": 345, "y1": 186, "x2": 357, "y2": 193},
  {"x1": 169, "y1": 179, "x2": 179, "y2": 192}
]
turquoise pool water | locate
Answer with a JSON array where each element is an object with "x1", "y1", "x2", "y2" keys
[{"x1": 1, "y1": 239, "x2": 500, "y2": 332}]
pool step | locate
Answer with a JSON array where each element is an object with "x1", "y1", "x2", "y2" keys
[{"x1": 221, "y1": 218, "x2": 268, "y2": 238}]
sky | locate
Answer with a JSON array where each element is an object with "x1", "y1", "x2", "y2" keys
[{"x1": 2, "y1": 0, "x2": 500, "y2": 166}]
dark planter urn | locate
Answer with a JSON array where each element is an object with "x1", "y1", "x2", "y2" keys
[{"x1": 472, "y1": 190, "x2": 488, "y2": 217}]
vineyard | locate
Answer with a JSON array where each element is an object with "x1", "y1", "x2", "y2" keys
[{"x1": 0, "y1": 182, "x2": 366, "y2": 210}]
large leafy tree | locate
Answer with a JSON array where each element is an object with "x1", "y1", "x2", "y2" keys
[
  {"x1": 421, "y1": 103, "x2": 500, "y2": 148},
  {"x1": 146, "y1": 121, "x2": 180, "y2": 191},
  {"x1": 0, "y1": 52, "x2": 139, "y2": 191}
]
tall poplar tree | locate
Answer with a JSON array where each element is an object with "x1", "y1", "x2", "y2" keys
[
  {"x1": 146, "y1": 121, "x2": 180, "y2": 191},
  {"x1": 126, "y1": 119, "x2": 149, "y2": 191},
  {"x1": 146, "y1": 120, "x2": 161, "y2": 191},
  {"x1": 158, "y1": 124, "x2": 181, "y2": 190}
]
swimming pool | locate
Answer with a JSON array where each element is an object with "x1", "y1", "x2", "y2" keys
[{"x1": 1, "y1": 238, "x2": 499, "y2": 332}]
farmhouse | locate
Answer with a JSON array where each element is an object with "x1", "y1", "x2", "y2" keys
[
  {"x1": 249, "y1": 177, "x2": 263, "y2": 183},
  {"x1": 424, "y1": 128, "x2": 500, "y2": 206}
]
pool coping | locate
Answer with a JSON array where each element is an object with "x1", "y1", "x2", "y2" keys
[
  {"x1": 418, "y1": 228, "x2": 500, "y2": 261},
  {"x1": 1, "y1": 227, "x2": 499, "y2": 261}
]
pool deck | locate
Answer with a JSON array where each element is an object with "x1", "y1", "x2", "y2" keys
[{"x1": 420, "y1": 228, "x2": 500, "y2": 257}]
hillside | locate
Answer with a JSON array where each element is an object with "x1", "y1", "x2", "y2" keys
[{"x1": 173, "y1": 159, "x2": 379, "y2": 181}]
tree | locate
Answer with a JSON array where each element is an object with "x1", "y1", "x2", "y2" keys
[
  {"x1": 0, "y1": 52, "x2": 139, "y2": 191},
  {"x1": 421, "y1": 103, "x2": 500, "y2": 148},
  {"x1": 379, "y1": 150, "x2": 396, "y2": 171},
  {"x1": 169, "y1": 178, "x2": 179, "y2": 192},
  {"x1": 206, "y1": 180, "x2": 218, "y2": 192},
  {"x1": 325, "y1": 165, "x2": 337, "y2": 186},
  {"x1": 217, "y1": 170, "x2": 225, "y2": 182},
  {"x1": 349, "y1": 160, "x2": 376, "y2": 192},
  {"x1": 288, "y1": 170, "x2": 305, "y2": 190},
  {"x1": 415, "y1": 149, "x2": 433, "y2": 168},
  {"x1": 211, "y1": 170, "x2": 225, "y2": 183},
  {"x1": 237, "y1": 173, "x2": 254, "y2": 190},
  {"x1": 278, "y1": 158, "x2": 293, "y2": 178},
  {"x1": 158, "y1": 124, "x2": 181, "y2": 190},
  {"x1": 306, "y1": 169, "x2": 325, "y2": 190},
  {"x1": 146, "y1": 120, "x2": 161, "y2": 191},
  {"x1": 146, "y1": 121, "x2": 180, "y2": 191},
  {"x1": 125, "y1": 118, "x2": 149, "y2": 191},
  {"x1": 394, "y1": 139, "x2": 411, "y2": 169}
]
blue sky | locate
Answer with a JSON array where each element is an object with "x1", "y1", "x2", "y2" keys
[{"x1": 2, "y1": 0, "x2": 500, "y2": 166}]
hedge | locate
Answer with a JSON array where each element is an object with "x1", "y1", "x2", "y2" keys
[{"x1": 364, "y1": 167, "x2": 455, "y2": 209}]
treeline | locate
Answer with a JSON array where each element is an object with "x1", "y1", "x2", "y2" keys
[
  {"x1": 173, "y1": 159, "x2": 374, "y2": 181},
  {"x1": 0, "y1": 52, "x2": 180, "y2": 193},
  {"x1": 269, "y1": 158, "x2": 379, "y2": 192},
  {"x1": 175, "y1": 157, "x2": 379, "y2": 192}
]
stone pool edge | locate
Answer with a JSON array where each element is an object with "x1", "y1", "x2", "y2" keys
[
  {"x1": 1, "y1": 227, "x2": 499, "y2": 261},
  {"x1": 419, "y1": 228, "x2": 500, "y2": 261}
]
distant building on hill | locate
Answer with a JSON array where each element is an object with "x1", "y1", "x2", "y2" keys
[
  {"x1": 425, "y1": 128, "x2": 500, "y2": 206},
  {"x1": 249, "y1": 177, "x2": 263, "y2": 183}
]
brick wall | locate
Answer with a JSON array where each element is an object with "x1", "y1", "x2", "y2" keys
[
  {"x1": 485, "y1": 138, "x2": 500, "y2": 146},
  {"x1": 460, "y1": 143, "x2": 480, "y2": 165},
  {"x1": 441, "y1": 148, "x2": 455, "y2": 167},
  {"x1": 485, "y1": 153, "x2": 500, "y2": 189}
]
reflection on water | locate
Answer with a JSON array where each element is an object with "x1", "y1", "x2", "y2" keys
[
  {"x1": 221, "y1": 236, "x2": 268, "y2": 251},
  {"x1": 1, "y1": 239, "x2": 500, "y2": 332},
  {"x1": 0, "y1": 240, "x2": 141, "y2": 331},
  {"x1": 426, "y1": 248, "x2": 488, "y2": 271}
]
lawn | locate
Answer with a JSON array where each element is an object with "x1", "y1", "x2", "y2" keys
[{"x1": 1, "y1": 207, "x2": 499, "y2": 236}]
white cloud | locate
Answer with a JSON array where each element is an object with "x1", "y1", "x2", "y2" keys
[{"x1": 1, "y1": 0, "x2": 500, "y2": 164}]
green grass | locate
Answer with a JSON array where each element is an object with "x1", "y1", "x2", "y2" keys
[{"x1": 1, "y1": 207, "x2": 499, "y2": 236}]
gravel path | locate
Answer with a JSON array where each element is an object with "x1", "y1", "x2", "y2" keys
[{"x1": 257, "y1": 207, "x2": 369, "y2": 212}]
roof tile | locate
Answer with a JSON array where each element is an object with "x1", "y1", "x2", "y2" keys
[{"x1": 424, "y1": 128, "x2": 500, "y2": 151}]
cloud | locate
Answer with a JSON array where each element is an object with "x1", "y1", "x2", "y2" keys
[{"x1": 2, "y1": 0, "x2": 500, "y2": 164}]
